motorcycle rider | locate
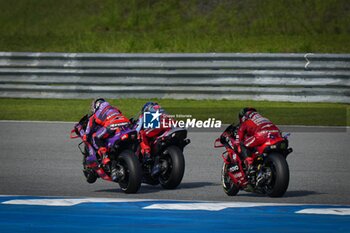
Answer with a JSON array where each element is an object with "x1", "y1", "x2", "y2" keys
[
  {"x1": 83, "y1": 98, "x2": 130, "y2": 181},
  {"x1": 220, "y1": 107, "x2": 281, "y2": 188},
  {"x1": 135, "y1": 102, "x2": 170, "y2": 176}
]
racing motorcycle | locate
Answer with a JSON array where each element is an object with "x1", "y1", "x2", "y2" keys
[
  {"x1": 132, "y1": 123, "x2": 191, "y2": 189},
  {"x1": 70, "y1": 114, "x2": 142, "y2": 194},
  {"x1": 214, "y1": 126, "x2": 293, "y2": 197}
]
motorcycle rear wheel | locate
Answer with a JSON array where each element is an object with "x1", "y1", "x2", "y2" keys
[
  {"x1": 159, "y1": 146, "x2": 185, "y2": 189},
  {"x1": 221, "y1": 162, "x2": 239, "y2": 196},
  {"x1": 263, "y1": 153, "x2": 290, "y2": 197},
  {"x1": 117, "y1": 150, "x2": 142, "y2": 194}
]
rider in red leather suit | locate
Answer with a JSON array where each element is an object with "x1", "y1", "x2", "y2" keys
[
  {"x1": 236, "y1": 108, "x2": 281, "y2": 165},
  {"x1": 136, "y1": 102, "x2": 171, "y2": 176},
  {"x1": 220, "y1": 107, "x2": 281, "y2": 187}
]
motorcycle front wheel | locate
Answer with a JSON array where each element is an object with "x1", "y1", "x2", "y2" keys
[
  {"x1": 82, "y1": 146, "x2": 98, "y2": 184},
  {"x1": 221, "y1": 162, "x2": 239, "y2": 196},
  {"x1": 117, "y1": 150, "x2": 142, "y2": 194}
]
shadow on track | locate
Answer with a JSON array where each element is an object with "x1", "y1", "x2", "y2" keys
[
  {"x1": 283, "y1": 190, "x2": 323, "y2": 197},
  {"x1": 236, "y1": 190, "x2": 322, "y2": 198},
  {"x1": 178, "y1": 182, "x2": 217, "y2": 189},
  {"x1": 94, "y1": 182, "x2": 217, "y2": 194}
]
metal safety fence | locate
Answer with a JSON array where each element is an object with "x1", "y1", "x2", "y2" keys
[{"x1": 0, "y1": 52, "x2": 349, "y2": 102}]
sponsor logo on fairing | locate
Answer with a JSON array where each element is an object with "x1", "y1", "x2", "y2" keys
[{"x1": 229, "y1": 165, "x2": 239, "y2": 172}]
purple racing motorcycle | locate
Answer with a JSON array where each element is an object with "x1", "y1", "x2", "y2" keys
[{"x1": 70, "y1": 114, "x2": 142, "y2": 193}]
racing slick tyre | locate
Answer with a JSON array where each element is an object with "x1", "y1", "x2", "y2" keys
[
  {"x1": 83, "y1": 168, "x2": 98, "y2": 184},
  {"x1": 221, "y1": 162, "x2": 239, "y2": 196},
  {"x1": 117, "y1": 150, "x2": 142, "y2": 194},
  {"x1": 264, "y1": 153, "x2": 290, "y2": 197},
  {"x1": 159, "y1": 146, "x2": 185, "y2": 189}
]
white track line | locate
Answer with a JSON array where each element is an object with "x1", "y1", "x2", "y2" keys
[
  {"x1": 143, "y1": 202, "x2": 298, "y2": 211},
  {"x1": 2, "y1": 198, "x2": 150, "y2": 206},
  {"x1": 1, "y1": 196, "x2": 350, "y2": 215},
  {"x1": 296, "y1": 208, "x2": 350, "y2": 216}
]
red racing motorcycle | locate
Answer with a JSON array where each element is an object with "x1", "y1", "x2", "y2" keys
[
  {"x1": 214, "y1": 126, "x2": 293, "y2": 197},
  {"x1": 137, "y1": 128, "x2": 191, "y2": 189}
]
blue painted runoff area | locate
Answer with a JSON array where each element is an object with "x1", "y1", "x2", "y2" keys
[{"x1": 0, "y1": 195, "x2": 349, "y2": 233}]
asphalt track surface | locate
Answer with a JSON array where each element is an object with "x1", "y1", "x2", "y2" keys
[{"x1": 0, "y1": 121, "x2": 349, "y2": 205}]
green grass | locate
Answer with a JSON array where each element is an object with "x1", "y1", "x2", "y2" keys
[
  {"x1": 0, "y1": 98, "x2": 348, "y2": 126},
  {"x1": 0, "y1": 0, "x2": 349, "y2": 53}
]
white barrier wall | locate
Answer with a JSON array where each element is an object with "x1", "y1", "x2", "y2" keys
[{"x1": 0, "y1": 52, "x2": 349, "y2": 102}]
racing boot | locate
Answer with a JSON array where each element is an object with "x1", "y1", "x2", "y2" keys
[
  {"x1": 111, "y1": 165, "x2": 118, "y2": 181},
  {"x1": 256, "y1": 171, "x2": 264, "y2": 186},
  {"x1": 143, "y1": 152, "x2": 152, "y2": 164},
  {"x1": 240, "y1": 143, "x2": 253, "y2": 160},
  {"x1": 244, "y1": 157, "x2": 255, "y2": 176},
  {"x1": 151, "y1": 164, "x2": 161, "y2": 177},
  {"x1": 239, "y1": 144, "x2": 255, "y2": 174},
  {"x1": 110, "y1": 161, "x2": 125, "y2": 182},
  {"x1": 98, "y1": 147, "x2": 111, "y2": 173},
  {"x1": 151, "y1": 156, "x2": 161, "y2": 177}
]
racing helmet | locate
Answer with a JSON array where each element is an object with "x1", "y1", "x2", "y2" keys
[
  {"x1": 141, "y1": 101, "x2": 159, "y2": 113},
  {"x1": 91, "y1": 98, "x2": 106, "y2": 113},
  {"x1": 238, "y1": 107, "x2": 257, "y2": 122}
]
